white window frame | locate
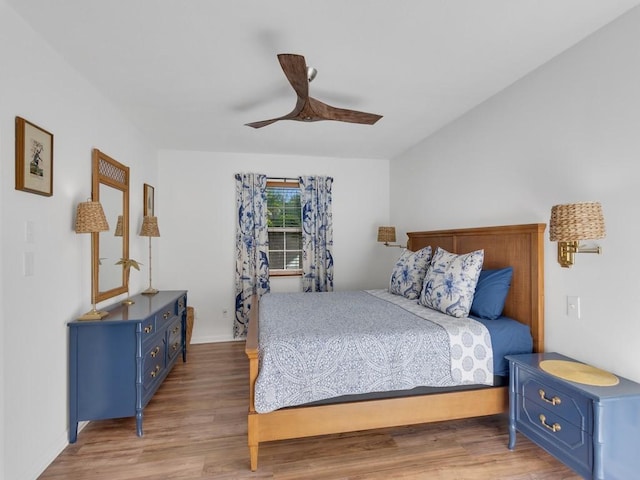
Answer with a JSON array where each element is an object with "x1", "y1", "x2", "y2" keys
[{"x1": 266, "y1": 180, "x2": 302, "y2": 276}]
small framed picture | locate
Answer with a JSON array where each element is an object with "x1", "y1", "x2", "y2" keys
[
  {"x1": 144, "y1": 183, "x2": 155, "y2": 216},
  {"x1": 15, "y1": 116, "x2": 54, "y2": 196}
]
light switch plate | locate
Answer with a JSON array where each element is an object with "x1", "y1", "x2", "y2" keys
[
  {"x1": 567, "y1": 295, "x2": 581, "y2": 319},
  {"x1": 25, "y1": 220, "x2": 35, "y2": 243},
  {"x1": 24, "y1": 252, "x2": 35, "y2": 276}
]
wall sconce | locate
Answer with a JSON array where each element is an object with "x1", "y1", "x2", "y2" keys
[
  {"x1": 549, "y1": 201, "x2": 606, "y2": 268},
  {"x1": 377, "y1": 226, "x2": 403, "y2": 248},
  {"x1": 75, "y1": 199, "x2": 110, "y2": 320}
]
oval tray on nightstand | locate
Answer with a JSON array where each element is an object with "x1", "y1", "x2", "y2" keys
[{"x1": 540, "y1": 359, "x2": 619, "y2": 386}]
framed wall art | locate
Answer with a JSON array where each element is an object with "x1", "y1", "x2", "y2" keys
[
  {"x1": 143, "y1": 183, "x2": 155, "y2": 216},
  {"x1": 15, "y1": 116, "x2": 54, "y2": 196}
]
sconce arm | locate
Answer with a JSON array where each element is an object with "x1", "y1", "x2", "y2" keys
[{"x1": 557, "y1": 241, "x2": 602, "y2": 268}]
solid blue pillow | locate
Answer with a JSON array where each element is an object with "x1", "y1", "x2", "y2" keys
[{"x1": 470, "y1": 267, "x2": 513, "y2": 320}]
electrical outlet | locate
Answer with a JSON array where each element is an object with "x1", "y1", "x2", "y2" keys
[
  {"x1": 567, "y1": 296, "x2": 581, "y2": 319},
  {"x1": 222, "y1": 309, "x2": 228, "y2": 319}
]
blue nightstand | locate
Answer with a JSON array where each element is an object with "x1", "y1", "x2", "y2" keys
[{"x1": 506, "y1": 352, "x2": 640, "y2": 480}]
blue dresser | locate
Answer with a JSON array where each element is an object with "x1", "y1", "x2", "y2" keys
[
  {"x1": 507, "y1": 352, "x2": 640, "y2": 480},
  {"x1": 68, "y1": 290, "x2": 187, "y2": 443}
]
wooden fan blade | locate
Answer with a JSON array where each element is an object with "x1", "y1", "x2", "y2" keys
[
  {"x1": 245, "y1": 97, "x2": 306, "y2": 128},
  {"x1": 245, "y1": 118, "x2": 282, "y2": 129},
  {"x1": 308, "y1": 97, "x2": 382, "y2": 125},
  {"x1": 277, "y1": 54, "x2": 309, "y2": 100}
]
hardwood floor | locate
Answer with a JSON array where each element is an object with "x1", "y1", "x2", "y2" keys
[{"x1": 39, "y1": 342, "x2": 580, "y2": 479}]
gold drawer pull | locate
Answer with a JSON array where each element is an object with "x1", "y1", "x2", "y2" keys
[
  {"x1": 178, "y1": 300, "x2": 184, "y2": 308},
  {"x1": 150, "y1": 365, "x2": 161, "y2": 378},
  {"x1": 539, "y1": 389, "x2": 561, "y2": 406},
  {"x1": 172, "y1": 326, "x2": 180, "y2": 334},
  {"x1": 171, "y1": 342, "x2": 179, "y2": 352},
  {"x1": 163, "y1": 311, "x2": 171, "y2": 320},
  {"x1": 149, "y1": 346, "x2": 160, "y2": 358},
  {"x1": 144, "y1": 324, "x2": 153, "y2": 334},
  {"x1": 539, "y1": 414, "x2": 561, "y2": 433}
]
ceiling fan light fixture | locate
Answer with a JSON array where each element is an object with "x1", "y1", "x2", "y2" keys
[{"x1": 307, "y1": 66, "x2": 317, "y2": 82}]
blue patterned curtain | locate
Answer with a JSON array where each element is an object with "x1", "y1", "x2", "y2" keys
[
  {"x1": 234, "y1": 173, "x2": 270, "y2": 338},
  {"x1": 299, "y1": 176, "x2": 334, "y2": 292}
]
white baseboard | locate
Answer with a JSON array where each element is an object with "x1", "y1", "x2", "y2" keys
[
  {"x1": 27, "y1": 429, "x2": 70, "y2": 480},
  {"x1": 190, "y1": 334, "x2": 239, "y2": 344}
]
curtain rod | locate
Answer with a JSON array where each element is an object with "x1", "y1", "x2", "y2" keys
[{"x1": 267, "y1": 176, "x2": 299, "y2": 183}]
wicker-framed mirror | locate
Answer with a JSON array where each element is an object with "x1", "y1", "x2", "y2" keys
[{"x1": 92, "y1": 149, "x2": 130, "y2": 303}]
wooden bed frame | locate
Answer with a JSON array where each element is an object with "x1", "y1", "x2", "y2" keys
[{"x1": 245, "y1": 223, "x2": 545, "y2": 470}]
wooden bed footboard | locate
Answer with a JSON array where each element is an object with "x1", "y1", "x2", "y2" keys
[{"x1": 245, "y1": 223, "x2": 545, "y2": 471}]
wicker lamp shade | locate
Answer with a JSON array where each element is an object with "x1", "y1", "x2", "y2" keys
[
  {"x1": 140, "y1": 216, "x2": 160, "y2": 295},
  {"x1": 114, "y1": 215, "x2": 123, "y2": 237},
  {"x1": 549, "y1": 202, "x2": 606, "y2": 242},
  {"x1": 140, "y1": 216, "x2": 160, "y2": 237},
  {"x1": 75, "y1": 200, "x2": 109, "y2": 233},
  {"x1": 377, "y1": 226, "x2": 396, "y2": 243}
]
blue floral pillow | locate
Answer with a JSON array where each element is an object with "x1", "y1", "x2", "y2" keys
[
  {"x1": 419, "y1": 247, "x2": 484, "y2": 317},
  {"x1": 389, "y1": 246, "x2": 432, "y2": 299}
]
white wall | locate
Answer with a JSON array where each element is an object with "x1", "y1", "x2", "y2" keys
[
  {"x1": 0, "y1": 95, "x2": 5, "y2": 480},
  {"x1": 391, "y1": 7, "x2": 640, "y2": 382},
  {"x1": 0, "y1": 2, "x2": 158, "y2": 479},
  {"x1": 4, "y1": 1, "x2": 639, "y2": 478},
  {"x1": 157, "y1": 151, "x2": 394, "y2": 342}
]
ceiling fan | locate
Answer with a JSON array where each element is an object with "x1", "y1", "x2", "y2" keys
[{"x1": 245, "y1": 54, "x2": 383, "y2": 128}]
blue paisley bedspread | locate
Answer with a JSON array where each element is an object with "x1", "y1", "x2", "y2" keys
[{"x1": 254, "y1": 290, "x2": 493, "y2": 413}]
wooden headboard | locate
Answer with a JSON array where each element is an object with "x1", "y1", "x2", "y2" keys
[{"x1": 407, "y1": 223, "x2": 545, "y2": 353}]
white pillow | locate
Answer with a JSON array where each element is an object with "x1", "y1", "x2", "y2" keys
[
  {"x1": 388, "y1": 246, "x2": 432, "y2": 299},
  {"x1": 419, "y1": 247, "x2": 484, "y2": 317}
]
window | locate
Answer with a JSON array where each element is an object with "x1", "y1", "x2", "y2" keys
[{"x1": 266, "y1": 181, "x2": 302, "y2": 275}]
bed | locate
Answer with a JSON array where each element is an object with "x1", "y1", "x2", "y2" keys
[{"x1": 245, "y1": 223, "x2": 545, "y2": 470}]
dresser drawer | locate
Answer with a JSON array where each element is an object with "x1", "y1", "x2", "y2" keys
[
  {"x1": 157, "y1": 306, "x2": 176, "y2": 330},
  {"x1": 143, "y1": 362, "x2": 165, "y2": 399},
  {"x1": 161, "y1": 294, "x2": 186, "y2": 321},
  {"x1": 167, "y1": 318, "x2": 182, "y2": 362},
  {"x1": 518, "y1": 366, "x2": 592, "y2": 433},
  {"x1": 143, "y1": 341, "x2": 165, "y2": 385},
  {"x1": 141, "y1": 315, "x2": 157, "y2": 340},
  {"x1": 144, "y1": 340, "x2": 164, "y2": 367},
  {"x1": 517, "y1": 395, "x2": 591, "y2": 474},
  {"x1": 177, "y1": 294, "x2": 186, "y2": 314}
]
